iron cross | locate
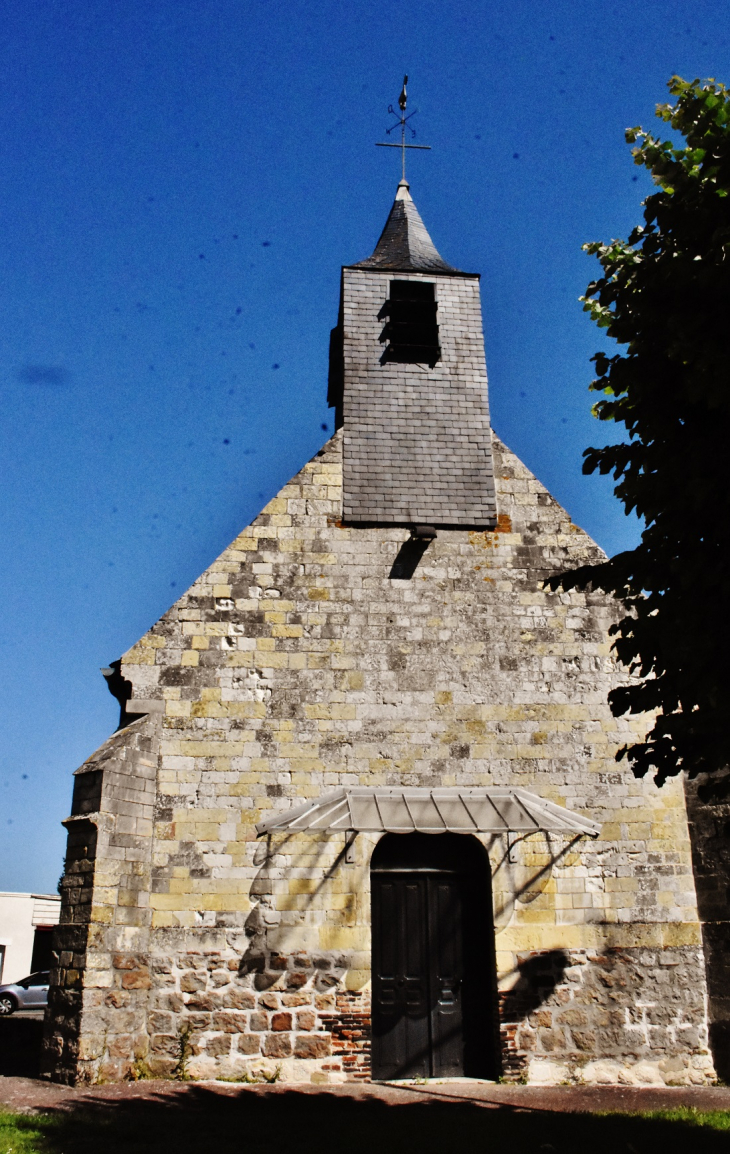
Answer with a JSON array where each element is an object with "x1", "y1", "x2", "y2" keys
[{"x1": 376, "y1": 75, "x2": 431, "y2": 182}]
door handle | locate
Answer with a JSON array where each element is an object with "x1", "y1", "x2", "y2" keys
[{"x1": 438, "y1": 979, "x2": 461, "y2": 999}]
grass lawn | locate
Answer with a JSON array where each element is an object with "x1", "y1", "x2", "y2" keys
[{"x1": 2, "y1": 1095, "x2": 730, "y2": 1154}]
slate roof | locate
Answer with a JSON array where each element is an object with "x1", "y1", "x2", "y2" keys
[{"x1": 351, "y1": 180, "x2": 468, "y2": 274}]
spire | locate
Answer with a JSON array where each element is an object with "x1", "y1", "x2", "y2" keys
[{"x1": 353, "y1": 180, "x2": 463, "y2": 274}]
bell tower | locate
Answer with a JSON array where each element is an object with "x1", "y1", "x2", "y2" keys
[{"x1": 329, "y1": 178, "x2": 497, "y2": 529}]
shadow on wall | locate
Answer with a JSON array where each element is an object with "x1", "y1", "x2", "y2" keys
[
  {"x1": 389, "y1": 538, "x2": 431, "y2": 579},
  {"x1": 492, "y1": 833, "x2": 584, "y2": 930},
  {"x1": 237, "y1": 832, "x2": 354, "y2": 991},
  {"x1": 500, "y1": 950, "x2": 570, "y2": 1022}
]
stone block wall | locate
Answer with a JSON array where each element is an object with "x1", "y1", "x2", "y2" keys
[
  {"x1": 46, "y1": 430, "x2": 715, "y2": 1084},
  {"x1": 42, "y1": 715, "x2": 159, "y2": 1084},
  {"x1": 500, "y1": 946, "x2": 713, "y2": 1085}
]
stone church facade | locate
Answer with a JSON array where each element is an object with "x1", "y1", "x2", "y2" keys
[{"x1": 43, "y1": 179, "x2": 718, "y2": 1087}]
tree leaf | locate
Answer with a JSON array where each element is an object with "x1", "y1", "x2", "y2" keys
[{"x1": 546, "y1": 75, "x2": 730, "y2": 787}]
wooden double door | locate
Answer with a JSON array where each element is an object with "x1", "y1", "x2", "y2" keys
[{"x1": 370, "y1": 834, "x2": 498, "y2": 1081}]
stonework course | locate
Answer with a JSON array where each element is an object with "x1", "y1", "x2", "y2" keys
[{"x1": 43, "y1": 430, "x2": 714, "y2": 1086}]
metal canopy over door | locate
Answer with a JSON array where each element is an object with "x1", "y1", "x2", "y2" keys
[{"x1": 370, "y1": 832, "x2": 498, "y2": 1081}]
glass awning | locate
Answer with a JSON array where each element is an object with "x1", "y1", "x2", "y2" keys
[{"x1": 256, "y1": 787, "x2": 601, "y2": 838}]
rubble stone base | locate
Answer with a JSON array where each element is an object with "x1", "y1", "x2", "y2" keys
[{"x1": 500, "y1": 946, "x2": 715, "y2": 1085}]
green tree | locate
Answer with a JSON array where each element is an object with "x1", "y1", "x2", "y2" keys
[{"x1": 547, "y1": 76, "x2": 730, "y2": 791}]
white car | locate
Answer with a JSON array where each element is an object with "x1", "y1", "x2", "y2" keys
[{"x1": 0, "y1": 971, "x2": 50, "y2": 1014}]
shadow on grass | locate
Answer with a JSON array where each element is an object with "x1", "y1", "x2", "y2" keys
[{"x1": 6, "y1": 1086, "x2": 730, "y2": 1154}]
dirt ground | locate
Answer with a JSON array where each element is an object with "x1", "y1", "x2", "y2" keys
[
  {"x1": 3, "y1": 1073, "x2": 730, "y2": 1115},
  {"x1": 4, "y1": 1012, "x2": 730, "y2": 1154},
  {"x1": 4, "y1": 1076, "x2": 730, "y2": 1154}
]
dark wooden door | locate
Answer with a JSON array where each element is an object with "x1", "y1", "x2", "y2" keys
[
  {"x1": 429, "y1": 875, "x2": 464, "y2": 1076},
  {"x1": 371, "y1": 872, "x2": 465, "y2": 1079}
]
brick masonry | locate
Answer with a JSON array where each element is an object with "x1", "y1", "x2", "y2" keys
[{"x1": 43, "y1": 429, "x2": 715, "y2": 1086}]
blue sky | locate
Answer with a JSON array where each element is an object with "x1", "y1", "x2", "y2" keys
[{"x1": 2, "y1": 0, "x2": 727, "y2": 892}]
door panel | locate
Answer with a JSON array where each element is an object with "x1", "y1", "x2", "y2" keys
[
  {"x1": 429, "y1": 878, "x2": 465, "y2": 1077},
  {"x1": 22, "y1": 974, "x2": 48, "y2": 1005},
  {"x1": 372, "y1": 876, "x2": 430, "y2": 1079}
]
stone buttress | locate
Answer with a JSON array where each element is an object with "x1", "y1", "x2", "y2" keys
[{"x1": 43, "y1": 180, "x2": 716, "y2": 1087}]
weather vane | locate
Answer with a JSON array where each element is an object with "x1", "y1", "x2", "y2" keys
[{"x1": 375, "y1": 75, "x2": 431, "y2": 182}]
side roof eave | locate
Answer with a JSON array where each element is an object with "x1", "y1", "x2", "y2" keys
[{"x1": 342, "y1": 264, "x2": 480, "y2": 280}]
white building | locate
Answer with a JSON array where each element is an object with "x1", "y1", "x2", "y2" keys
[{"x1": 0, "y1": 892, "x2": 61, "y2": 984}]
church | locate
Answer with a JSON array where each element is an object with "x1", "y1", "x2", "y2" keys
[{"x1": 42, "y1": 160, "x2": 721, "y2": 1087}]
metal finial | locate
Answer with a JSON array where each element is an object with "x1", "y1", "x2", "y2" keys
[{"x1": 376, "y1": 75, "x2": 431, "y2": 183}]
